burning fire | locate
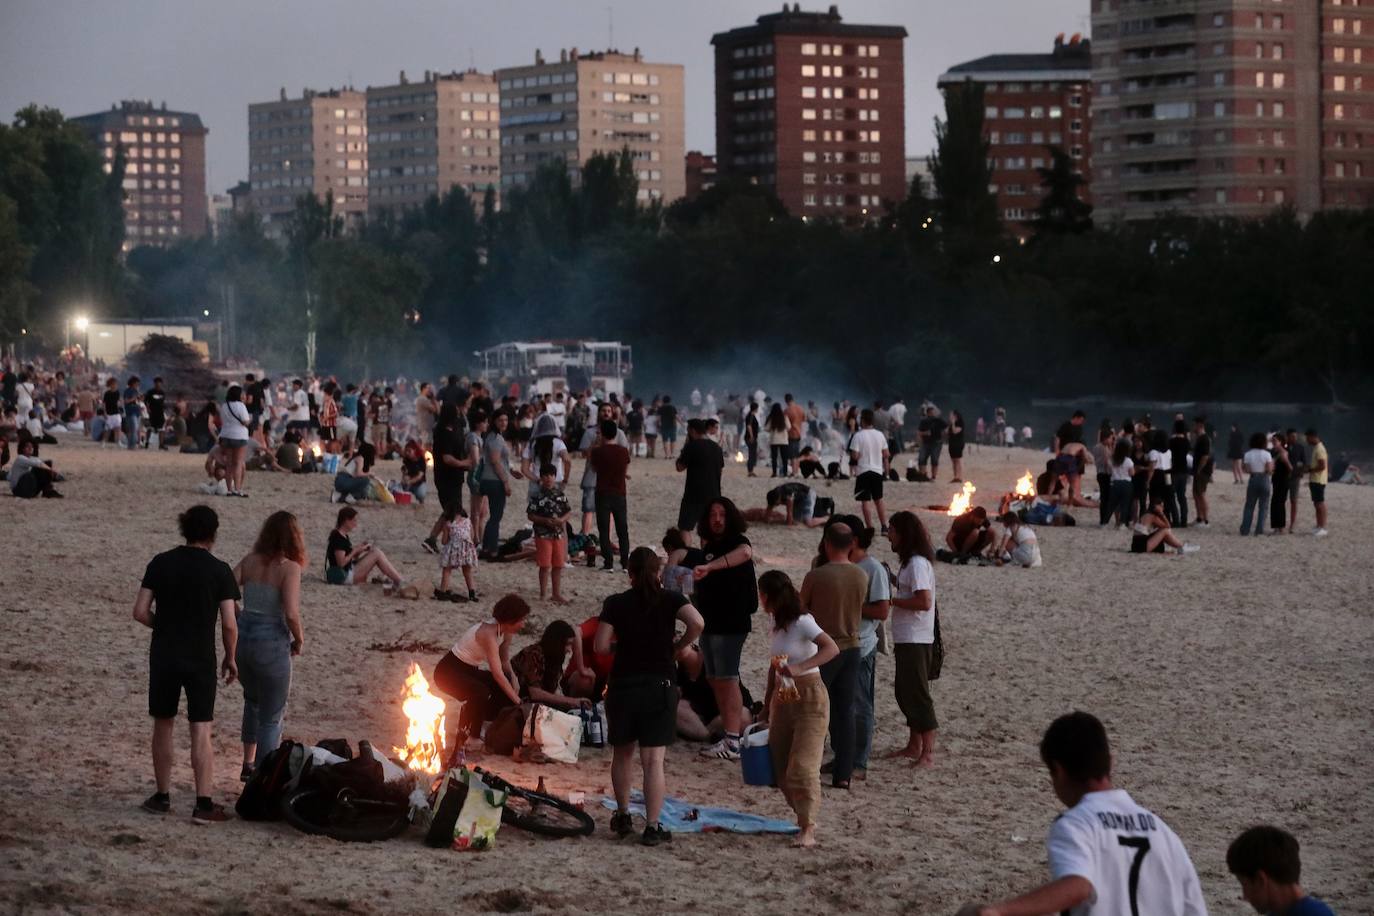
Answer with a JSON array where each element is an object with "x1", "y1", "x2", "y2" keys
[
  {"x1": 425, "y1": 450, "x2": 434, "y2": 468},
  {"x1": 1013, "y1": 470, "x2": 1035, "y2": 499},
  {"x1": 734, "y1": 451, "x2": 746, "y2": 464},
  {"x1": 311, "y1": 442, "x2": 323, "y2": 460},
  {"x1": 392, "y1": 662, "x2": 447, "y2": 775},
  {"x1": 946, "y1": 480, "x2": 977, "y2": 516}
]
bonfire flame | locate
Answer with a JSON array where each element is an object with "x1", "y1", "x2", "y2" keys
[
  {"x1": 1013, "y1": 470, "x2": 1035, "y2": 499},
  {"x1": 946, "y1": 480, "x2": 977, "y2": 517},
  {"x1": 734, "y1": 451, "x2": 746, "y2": 464},
  {"x1": 311, "y1": 442, "x2": 323, "y2": 460},
  {"x1": 425, "y1": 450, "x2": 435, "y2": 468},
  {"x1": 393, "y1": 662, "x2": 446, "y2": 774}
]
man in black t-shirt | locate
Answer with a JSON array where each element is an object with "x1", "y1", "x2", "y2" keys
[
  {"x1": 917, "y1": 407, "x2": 949, "y2": 478},
  {"x1": 422, "y1": 403, "x2": 472, "y2": 554},
  {"x1": 132, "y1": 504, "x2": 240, "y2": 824},
  {"x1": 144, "y1": 377, "x2": 167, "y2": 448},
  {"x1": 1191, "y1": 416, "x2": 1213, "y2": 526},
  {"x1": 1053, "y1": 410, "x2": 1086, "y2": 453},
  {"x1": 659, "y1": 396, "x2": 680, "y2": 459},
  {"x1": 675, "y1": 419, "x2": 724, "y2": 535}
]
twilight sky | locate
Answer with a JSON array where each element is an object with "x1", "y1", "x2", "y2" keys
[{"x1": 0, "y1": 0, "x2": 1088, "y2": 194}]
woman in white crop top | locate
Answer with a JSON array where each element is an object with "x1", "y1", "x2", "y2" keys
[{"x1": 432, "y1": 595, "x2": 530, "y2": 742}]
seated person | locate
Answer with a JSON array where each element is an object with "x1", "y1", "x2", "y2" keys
[
  {"x1": 509, "y1": 620, "x2": 594, "y2": 712},
  {"x1": 325, "y1": 506, "x2": 414, "y2": 595},
  {"x1": 25, "y1": 410, "x2": 57, "y2": 445},
  {"x1": 245, "y1": 436, "x2": 285, "y2": 472},
  {"x1": 564, "y1": 616, "x2": 615, "y2": 699},
  {"x1": 994, "y1": 512, "x2": 1042, "y2": 568},
  {"x1": 7, "y1": 440, "x2": 62, "y2": 498},
  {"x1": 0, "y1": 408, "x2": 19, "y2": 441},
  {"x1": 433, "y1": 595, "x2": 529, "y2": 743},
  {"x1": 661, "y1": 527, "x2": 705, "y2": 594},
  {"x1": 675, "y1": 642, "x2": 755, "y2": 742},
  {"x1": 1333, "y1": 452, "x2": 1365, "y2": 485},
  {"x1": 797, "y1": 446, "x2": 824, "y2": 479},
  {"x1": 399, "y1": 440, "x2": 428, "y2": 502},
  {"x1": 1130, "y1": 498, "x2": 1196, "y2": 556},
  {"x1": 274, "y1": 431, "x2": 304, "y2": 473},
  {"x1": 946, "y1": 506, "x2": 995, "y2": 557},
  {"x1": 198, "y1": 445, "x2": 231, "y2": 495},
  {"x1": 1053, "y1": 442, "x2": 1098, "y2": 508}
]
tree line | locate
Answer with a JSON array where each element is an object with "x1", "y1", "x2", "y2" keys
[{"x1": 2, "y1": 94, "x2": 1372, "y2": 403}]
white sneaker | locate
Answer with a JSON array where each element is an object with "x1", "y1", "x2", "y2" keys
[
  {"x1": 329, "y1": 490, "x2": 340, "y2": 503},
  {"x1": 1313, "y1": 528, "x2": 1329, "y2": 538},
  {"x1": 343, "y1": 494, "x2": 357, "y2": 505},
  {"x1": 699, "y1": 738, "x2": 740, "y2": 761},
  {"x1": 1180, "y1": 543, "x2": 1201, "y2": 554}
]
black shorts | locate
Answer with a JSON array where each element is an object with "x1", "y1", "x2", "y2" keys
[
  {"x1": 605, "y1": 677, "x2": 678, "y2": 748},
  {"x1": 1309, "y1": 482, "x2": 1326, "y2": 504},
  {"x1": 678, "y1": 500, "x2": 707, "y2": 533},
  {"x1": 1130, "y1": 533, "x2": 1165, "y2": 555},
  {"x1": 149, "y1": 654, "x2": 217, "y2": 722},
  {"x1": 319, "y1": 426, "x2": 336, "y2": 442},
  {"x1": 855, "y1": 470, "x2": 885, "y2": 502}
]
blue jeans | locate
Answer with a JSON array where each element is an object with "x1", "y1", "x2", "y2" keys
[
  {"x1": 479, "y1": 477, "x2": 507, "y2": 553},
  {"x1": 236, "y1": 613, "x2": 292, "y2": 765},
  {"x1": 124, "y1": 415, "x2": 139, "y2": 449},
  {"x1": 818, "y1": 646, "x2": 860, "y2": 785},
  {"x1": 1108, "y1": 479, "x2": 1134, "y2": 526},
  {"x1": 1241, "y1": 475, "x2": 1271, "y2": 536},
  {"x1": 405, "y1": 481, "x2": 428, "y2": 503},
  {"x1": 853, "y1": 647, "x2": 877, "y2": 770},
  {"x1": 1172, "y1": 474, "x2": 1189, "y2": 526},
  {"x1": 333, "y1": 472, "x2": 371, "y2": 499}
]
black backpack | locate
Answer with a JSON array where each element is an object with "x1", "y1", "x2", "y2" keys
[{"x1": 235, "y1": 740, "x2": 307, "y2": 821}]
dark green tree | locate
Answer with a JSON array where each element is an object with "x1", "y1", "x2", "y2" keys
[
  {"x1": 928, "y1": 81, "x2": 1001, "y2": 264},
  {"x1": 1034, "y1": 146, "x2": 1093, "y2": 237}
]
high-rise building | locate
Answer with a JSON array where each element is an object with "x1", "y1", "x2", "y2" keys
[
  {"x1": 247, "y1": 87, "x2": 368, "y2": 235},
  {"x1": 711, "y1": 5, "x2": 907, "y2": 223},
  {"x1": 366, "y1": 69, "x2": 501, "y2": 218},
  {"x1": 496, "y1": 48, "x2": 686, "y2": 204},
  {"x1": 1091, "y1": 0, "x2": 1374, "y2": 221},
  {"x1": 70, "y1": 100, "x2": 208, "y2": 251},
  {"x1": 685, "y1": 150, "x2": 719, "y2": 199},
  {"x1": 938, "y1": 35, "x2": 1093, "y2": 239}
]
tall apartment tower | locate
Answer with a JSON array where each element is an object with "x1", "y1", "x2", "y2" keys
[
  {"x1": 71, "y1": 100, "x2": 208, "y2": 251},
  {"x1": 711, "y1": 5, "x2": 907, "y2": 223},
  {"x1": 496, "y1": 48, "x2": 686, "y2": 204},
  {"x1": 1091, "y1": 0, "x2": 1374, "y2": 221},
  {"x1": 247, "y1": 88, "x2": 368, "y2": 235},
  {"x1": 366, "y1": 69, "x2": 501, "y2": 218},
  {"x1": 938, "y1": 35, "x2": 1093, "y2": 241}
]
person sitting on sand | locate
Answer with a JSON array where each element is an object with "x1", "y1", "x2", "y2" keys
[
  {"x1": 945, "y1": 506, "x2": 995, "y2": 558},
  {"x1": 1332, "y1": 452, "x2": 1365, "y2": 485},
  {"x1": 7, "y1": 439, "x2": 63, "y2": 498},
  {"x1": 324, "y1": 506, "x2": 415, "y2": 595},
  {"x1": 1052, "y1": 442, "x2": 1098, "y2": 508},
  {"x1": 661, "y1": 527, "x2": 704, "y2": 594},
  {"x1": 675, "y1": 642, "x2": 756, "y2": 742},
  {"x1": 994, "y1": 512, "x2": 1042, "y2": 568},
  {"x1": 1131, "y1": 498, "x2": 1199, "y2": 556},
  {"x1": 330, "y1": 447, "x2": 372, "y2": 504},
  {"x1": 433, "y1": 594, "x2": 529, "y2": 744},
  {"x1": 509, "y1": 620, "x2": 593, "y2": 712},
  {"x1": 744, "y1": 482, "x2": 831, "y2": 527}
]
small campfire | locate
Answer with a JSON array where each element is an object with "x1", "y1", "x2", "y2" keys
[
  {"x1": 392, "y1": 662, "x2": 446, "y2": 775},
  {"x1": 425, "y1": 450, "x2": 435, "y2": 469},
  {"x1": 734, "y1": 451, "x2": 746, "y2": 464},
  {"x1": 946, "y1": 481, "x2": 977, "y2": 516},
  {"x1": 1013, "y1": 470, "x2": 1035, "y2": 499},
  {"x1": 311, "y1": 442, "x2": 323, "y2": 460}
]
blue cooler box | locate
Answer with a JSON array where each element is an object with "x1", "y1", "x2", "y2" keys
[{"x1": 739, "y1": 723, "x2": 774, "y2": 787}]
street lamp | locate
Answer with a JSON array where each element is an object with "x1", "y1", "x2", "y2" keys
[{"x1": 66, "y1": 314, "x2": 90, "y2": 348}]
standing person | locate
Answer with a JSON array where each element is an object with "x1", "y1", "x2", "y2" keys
[
  {"x1": 1106, "y1": 438, "x2": 1136, "y2": 528},
  {"x1": 132, "y1": 505, "x2": 241, "y2": 823},
  {"x1": 917, "y1": 406, "x2": 949, "y2": 480},
  {"x1": 1306, "y1": 429, "x2": 1329, "y2": 537},
  {"x1": 465, "y1": 411, "x2": 490, "y2": 550},
  {"x1": 691, "y1": 497, "x2": 758, "y2": 760},
  {"x1": 527, "y1": 463, "x2": 573, "y2": 605},
  {"x1": 144, "y1": 377, "x2": 167, "y2": 449},
  {"x1": 286, "y1": 379, "x2": 311, "y2": 437},
  {"x1": 432, "y1": 595, "x2": 529, "y2": 742},
  {"x1": 478, "y1": 412, "x2": 521, "y2": 558},
  {"x1": 658, "y1": 395, "x2": 679, "y2": 460},
  {"x1": 1269, "y1": 433, "x2": 1293, "y2": 535},
  {"x1": 956, "y1": 712, "x2": 1207, "y2": 916},
  {"x1": 414, "y1": 382, "x2": 439, "y2": 446},
  {"x1": 675, "y1": 419, "x2": 724, "y2": 537},
  {"x1": 759, "y1": 570, "x2": 838, "y2": 848},
  {"x1": 849, "y1": 409, "x2": 891, "y2": 534},
  {"x1": 625, "y1": 398, "x2": 645, "y2": 457},
  {"x1": 520, "y1": 413, "x2": 571, "y2": 500},
  {"x1": 1191, "y1": 417, "x2": 1213, "y2": 526},
  {"x1": 846, "y1": 519, "x2": 889, "y2": 780},
  {"x1": 1240, "y1": 433, "x2": 1275, "y2": 536},
  {"x1": 316, "y1": 382, "x2": 338, "y2": 449},
  {"x1": 643, "y1": 397, "x2": 659, "y2": 458},
  {"x1": 799, "y1": 523, "x2": 869, "y2": 789},
  {"x1": 888, "y1": 397, "x2": 908, "y2": 455},
  {"x1": 1284, "y1": 429, "x2": 1308, "y2": 535},
  {"x1": 766, "y1": 403, "x2": 790, "y2": 478},
  {"x1": 1226, "y1": 826, "x2": 1335, "y2": 916},
  {"x1": 783, "y1": 393, "x2": 806, "y2": 476},
  {"x1": 1052, "y1": 410, "x2": 1087, "y2": 454},
  {"x1": 218, "y1": 385, "x2": 252, "y2": 498},
  {"x1": 578, "y1": 403, "x2": 629, "y2": 535},
  {"x1": 1168, "y1": 420, "x2": 1192, "y2": 527},
  {"x1": 122, "y1": 375, "x2": 143, "y2": 450},
  {"x1": 597, "y1": 547, "x2": 705, "y2": 846},
  {"x1": 884, "y1": 510, "x2": 938, "y2": 767},
  {"x1": 435, "y1": 501, "x2": 478, "y2": 603},
  {"x1": 101, "y1": 377, "x2": 122, "y2": 445},
  {"x1": 947, "y1": 409, "x2": 967, "y2": 483},
  {"x1": 1228, "y1": 422, "x2": 1246, "y2": 484},
  {"x1": 1093, "y1": 428, "x2": 1116, "y2": 527},
  {"x1": 232, "y1": 511, "x2": 305, "y2": 779},
  {"x1": 743, "y1": 401, "x2": 761, "y2": 477},
  {"x1": 591, "y1": 419, "x2": 632, "y2": 572}
]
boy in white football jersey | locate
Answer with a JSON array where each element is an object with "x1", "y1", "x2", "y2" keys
[{"x1": 958, "y1": 711, "x2": 1208, "y2": 916}]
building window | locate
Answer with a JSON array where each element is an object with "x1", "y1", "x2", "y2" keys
[
  {"x1": 802, "y1": 86, "x2": 816, "y2": 98},
  {"x1": 802, "y1": 129, "x2": 816, "y2": 141},
  {"x1": 1274, "y1": 189, "x2": 1285, "y2": 204},
  {"x1": 985, "y1": 106, "x2": 999, "y2": 119},
  {"x1": 802, "y1": 65, "x2": 815, "y2": 76},
  {"x1": 1216, "y1": 189, "x2": 1227, "y2": 204},
  {"x1": 802, "y1": 109, "x2": 816, "y2": 120},
  {"x1": 1273, "y1": 72, "x2": 1285, "y2": 89},
  {"x1": 801, "y1": 42, "x2": 816, "y2": 55},
  {"x1": 1215, "y1": 101, "x2": 1227, "y2": 117}
]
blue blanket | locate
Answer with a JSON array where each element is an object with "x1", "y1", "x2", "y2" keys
[{"x1": 600, "y1": 791, "x2": 799, "y2": 835}]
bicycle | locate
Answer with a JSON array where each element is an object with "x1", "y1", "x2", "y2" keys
[
  {"x1": 281, "y1": 784, "x2": 413, "y2": 843},
  {"x1": 470, "y1": 766, "x2": 594, "y2": 838}
]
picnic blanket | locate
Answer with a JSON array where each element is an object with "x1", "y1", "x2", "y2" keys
[{"x1": 600, "y1": 791, "x2": 798, "y2": 835}]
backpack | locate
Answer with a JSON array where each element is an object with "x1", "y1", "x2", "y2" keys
[
  {"x1": 235, "y1": 740, "x2": 307, "y2": 820},
  {"x1": 484, "y1": 704, "x2": 527, "y2": 755}
]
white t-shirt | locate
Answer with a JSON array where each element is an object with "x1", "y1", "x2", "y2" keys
[
  {"x1": 891, "y1": 555, "x2": 936, "y2": 644},
  {"x1": 888, "y1": 402, "x2": 907, "y2": 426},
  {"x1": 290, "y1": 388, "x2": 310, "y2": 423},
  {"x1": 849, "y1": 428, "x2": 888, "y2": 475},
  {"x1": 1047, "y1": 789, "x2": 1207, "y2": 916},
  {"x1": 1109, "y1": 457, "x2": 1133, "y2": 482},
  {"x1": 1010, "y1": 526, "x2": 1042, "y2": 568},
  {"x1": 769, "y1": 613, "x2": 824, "y2": 677},
  {"x1": 1242, "y1": 448, "x2": 1271, "y2": 475},
  {"x1": 547, "y1": 400, "x2": 567, "y2": 431},
  {"x1": 523, "y1": 438, "x2": 569, "y2": 484},
  {"x1": 218, "y1": 401, "x2": 251, "y2": 440},
  {"x1": 1147, "y1": 448, "x2": 1171, "y2": 473}
]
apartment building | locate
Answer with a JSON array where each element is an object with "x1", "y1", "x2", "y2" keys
[
  {"x1": 685, "y1": 150, "x2": 719, "y2": 199},
  {"x1": 712, "y1": 4, "x2": 907, "y2": 222},
  {"x1": 938, "y1": 35, "x2": 1093, "y2": 239},
  {"x1": 247, "y1": 88, "x2": 367, "y2": 234},
  {"x1": 496, "y1": 48, "x2": 686, "y2": 204},
  {"x1": 71, "y1": 100, "x2": 208, "y2": 251},
  {"x1": 366, "y1": 69, "x2": 501, "y2": 218}
]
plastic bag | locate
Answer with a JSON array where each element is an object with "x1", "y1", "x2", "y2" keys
[
  {"x1": 772, "y1": 655, "x2": 800, "y2": 703},
  {"x1": 527, "y1": 704, "x2": 582, "y2": 764},
  {"x1": 453, "y1": 770, "x2": 508, "y2": 850}
]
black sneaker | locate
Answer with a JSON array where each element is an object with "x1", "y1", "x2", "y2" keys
[
  {"x1": 240, "y1": 764, "x2": 253, "y2": 783},
  {"x1": 421, "y1": 536, "x2": 439, "y2": 555},
  {"x1": 141, "y1": 793, "x2": 170, "y2": 815},
  {"x1": 610, "y1": 810, "x2": 634, "y2": 838},
  {"x1": 192, "y1": 802, "x2": 230, "y2": 825},
  {"x1": 641, "y1": 823, "x2": 672, "y2": 847}
]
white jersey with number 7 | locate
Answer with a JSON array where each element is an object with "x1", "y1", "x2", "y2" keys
[{"x1": 1048, "y1": 789, "x2": 1208, "y2": 916}]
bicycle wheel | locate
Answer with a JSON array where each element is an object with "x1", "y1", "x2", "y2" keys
[
  {"x1": 281, "y1": 788, "x2": 412, "y2": 843},
  {"x1": 500, "y1": 788, "x2": 595, "y2": 838}
]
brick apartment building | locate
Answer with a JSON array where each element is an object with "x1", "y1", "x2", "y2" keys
[
  {"x1": 1091, "y1": 0, "x2": 1374, "y2": 221},
  {"x1": 939, "y1": 36, "x2": 1093, "y2": 240},
  {"x1": 711, "y1": 4, "x2": 907, "y2": 223},
  {"x1": 247, "y1": 87, "x2": 368, "y2": 236},
  {"x1": 71, "y1": 100, "x2": 208, "y2": 251},
  {"x1": 685, "y1": 150, "x2": 719, "y2": 199},
  {"x1": 366, "y1": 69, "x2": 501, "y2": 219},
  {"x1": 496, "y1": 48, "x2": 686, "y2": 204}
]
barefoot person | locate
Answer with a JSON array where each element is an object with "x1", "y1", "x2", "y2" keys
[
  {"x1": 759, "y1": 570, "x2": 837, "y2": 848},
  {"x1": 132, "y1": 505, "x2": 240, "y2": 824},
  {"x1": 325, "y1": 506, "x2": 413, "y2": 595},
  {"x1": 598, "y1": 547, "x2": 705, "y2": 846},
  {"x1": 232, "y1": 511, "x2": 305, "y2": 780},
  {"x1": 957, "y1": 711, "x2": 1207, "y2": 916},
  {"x1": 884, "y1": 510, "x2": 938, "y2": 766}
]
